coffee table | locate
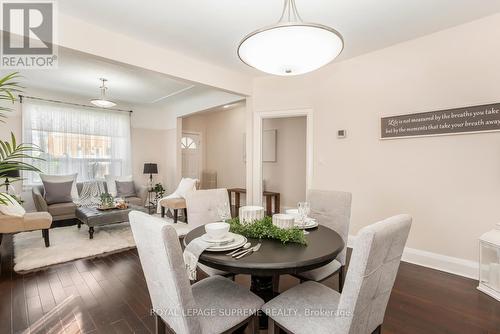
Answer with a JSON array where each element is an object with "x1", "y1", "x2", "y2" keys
[{"x1": 76, "y1": 205, "x2": 148, "y2": 239}]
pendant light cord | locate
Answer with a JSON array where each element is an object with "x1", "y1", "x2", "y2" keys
[{"x1": 278, "y1": 0, "x2": 303, "y2": 23}]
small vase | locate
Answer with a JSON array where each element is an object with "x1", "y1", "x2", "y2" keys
[
  {"x1": 239, "y1": 206, "x2": 265, "y2": 224},
  {"x1": 272, "y1": 214, "x2": 295, "y2": 229}
]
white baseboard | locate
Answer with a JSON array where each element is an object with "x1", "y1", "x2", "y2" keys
[{"x1": 347, "y1": 235, "x2": 479, "y2": 280}]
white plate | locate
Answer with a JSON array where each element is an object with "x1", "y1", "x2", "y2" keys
[
  {"x1": 205, "y1": 233, "x2": 247, "y2": 252},
  {"x1": 201, "y1": 233, "x2": 234, "y2": 244},
  {"x1": 295, "y1": 219, "x2": 318, "y2": 230}
]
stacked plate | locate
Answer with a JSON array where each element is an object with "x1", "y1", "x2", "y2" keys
[
  {"x1": 295, "y1": 217, "x2": 319, "y2": 230},
  {"x1": 285, "y1": 209, "x2": 319, "y2": 229},
  {"x1": 201, "y1": 232, "x2": 248, "y2": 252}
]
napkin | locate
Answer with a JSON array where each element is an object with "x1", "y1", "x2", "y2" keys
[{"x1": 183, "y1": 237, "x2": 211, "y2": 280}]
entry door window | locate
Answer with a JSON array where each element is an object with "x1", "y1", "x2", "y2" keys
[{"x1": 181, "y1": 133, "x2": 201, "y2": 180}]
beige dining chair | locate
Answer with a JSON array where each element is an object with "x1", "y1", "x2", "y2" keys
[
  {"x1": 185, "y1": 188, "x2": 233, "y2": 278},
  {"x1": 129, "y1": 211, "x2": 263, "y2": 334},
  {"x1": 185, "y1": 188, "x2": 231, "y2": 228},
  {"x1": 293, "y1": 189, "x2": 352, "y2": 292},
  {"x1": 264, "y1": 214, "x2": 412, "y2": 334}
]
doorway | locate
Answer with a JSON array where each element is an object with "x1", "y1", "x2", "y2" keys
[
  {"x1": 252, "y1": 108, "x2": 313, "y2": 206},
  {"x1": 181, "y1": 132, "x2": 202, "y2": 180},
  {"x1": 262, "y1": 116, "x2": 307, "y2": 212}
]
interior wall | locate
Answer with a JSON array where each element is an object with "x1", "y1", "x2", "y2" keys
[
  {"x1": 130, "y1": 128, "x2": 168, "y2": 187},
  {"x1": 182, "y1": 104, "x2": 246, "y2": 190},
  {"x1": 262, "y1": 117, "x2": 306, "y2": 210},
  {"x1": 251, "y1": 13, "x2": 500, "y2": 263}
]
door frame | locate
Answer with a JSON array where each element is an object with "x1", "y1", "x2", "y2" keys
[
  {"x1": 181, "y1": 130, "x2": 203, "y2": 180},
  {"x1": 252, "y1": 108, "x2": 313, "y2": 205}
]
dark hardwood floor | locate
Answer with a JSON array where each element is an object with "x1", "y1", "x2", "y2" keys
[{"x1": 1, "y1": 231, "x2": 499, "y2": 334}]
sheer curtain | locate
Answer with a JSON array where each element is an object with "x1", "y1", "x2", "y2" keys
[{"x1": 22, "y1": 99, "x2": 132, "y2": 185}]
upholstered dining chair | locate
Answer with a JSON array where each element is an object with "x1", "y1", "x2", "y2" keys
[
  {"x1": 185, "y1": 188, "x2": 231, "y2": 228},
  {"x1": 264, "y1": 214, "x2": 412, "y2": 334},
  {"x1": 129, "y1": 211, "x2": 263, "y2": 334},
  {"x1": 293, "y1": 189, "x2": 352, "y2": 292},
  {"x1": 184, "y1": 188, "x2": 234, "y2": 278}
]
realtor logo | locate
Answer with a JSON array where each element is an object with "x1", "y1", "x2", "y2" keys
[{"x1": 1, "y1": 0, "x2": 57, "y2": 68}]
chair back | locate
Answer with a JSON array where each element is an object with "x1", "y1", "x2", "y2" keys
[
  {"x1": 307, "y1": 189, "x2": 352, "y2": 265},
  {"x1": 185, "y1": 188, "x2": 230, "y2": 228},
  {"x1": 129, "y1": 211, "x2": 201, "y2": 334},
  {"x1": 333, "y1": 214, "x2": 412, "y2": 334}
]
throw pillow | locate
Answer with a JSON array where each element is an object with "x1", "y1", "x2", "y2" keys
[
  {"x1": 39, "y1": 173, "x2": 78, "y2": 200},
  {"x1": 105, "y1": 175, "x2": 133, "y2": 197},
  {"x1": 0, "y1": 194, "x2": 25, "y2": 217},
  {"x1": 176, "y1": 178, "x2": 198, "y2": 198},
  {"x1": 42, "y1": 180, "x2": 74, "y2": 205},
  {"x1": 115, "y1": 180, "x2": 136, "y2": 198}
]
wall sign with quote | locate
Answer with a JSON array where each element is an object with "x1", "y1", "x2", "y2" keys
[{"x1": 381, "y1": 103, "x2": 500, "y2": 139}]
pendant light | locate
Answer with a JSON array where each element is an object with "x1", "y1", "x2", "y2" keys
[
  {"x1": 238, "y1": 0, "x2": 343, "y2": 76},
  {"x1": 90, "y1": 78, "x2": 116, "y2": 108}
]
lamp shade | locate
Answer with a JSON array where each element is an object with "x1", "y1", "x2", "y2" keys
[
  {"x1": 143, "y1": 163, "x2": 158, "y2": 174},
  {"x1": 1, "y1": 166, "x2": 20, "y2": 178}
]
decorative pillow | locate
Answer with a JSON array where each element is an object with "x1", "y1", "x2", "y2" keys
[
  {"x1": 0, "y1": 194, "x2": 25, "y2": 217},
  {"x1": 175, "y1": 178, "x2": 198, "y2": 198},
  {"x1": 105, "y1": 175, "x2": 132, "y2": 197},
  {"x1": 40, "y1": 173, "x2": 78, "y2": 200},
  {"x1": 115, "y1": 180, "x2": 136, "y2": 198},
  {"x1": 42, "y1": 180, "x2": 74, "y2": 205}
]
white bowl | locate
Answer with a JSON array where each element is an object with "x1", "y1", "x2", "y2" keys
[{"x1": 205, "y1": 222, "x2": 230, "y2": 239}]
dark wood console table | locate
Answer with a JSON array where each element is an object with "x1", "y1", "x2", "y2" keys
[{"x1": 227, "y1": 188, "x2": 280, "y2": 217}]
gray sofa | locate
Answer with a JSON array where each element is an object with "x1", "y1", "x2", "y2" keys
[{"x1": 32, "y1": 182, "x2": 148, "y2": 221}]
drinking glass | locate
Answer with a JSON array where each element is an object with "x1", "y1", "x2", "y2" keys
[
  {"x1": 217, "y1": 201, "x2": 231, "y2": 222},
  {"x1": 297, "y1": 202, "x2": 310, "y2": 225}
]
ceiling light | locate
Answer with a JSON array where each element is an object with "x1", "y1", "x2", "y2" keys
[
  {"x1": 238, "y1": 0, "x2": 343, "y2": 76},
  {"x1": 223, "y1": 104, "x2": 230, "y2": 108},
  {"x1": 90, "y1": 78, "x2": 116, "y2": 108}
]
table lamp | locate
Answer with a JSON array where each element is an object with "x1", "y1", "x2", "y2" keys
[
  {"x1": 143, "y1": 163, "x2": 158, "y2": 188},
  {"x1": 2, "y1": 168, "x2": 20, "y2": 193}
]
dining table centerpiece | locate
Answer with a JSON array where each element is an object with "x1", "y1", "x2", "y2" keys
[{"x1": 227, "y1": 216, "x2": 307, "y2": 245}]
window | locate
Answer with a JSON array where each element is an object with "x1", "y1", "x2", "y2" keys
[
  {"x1": 181, "y1": 136, "x2": 197, "y2": 149},
  {"x1": 22, "y1": 99, "x2": 132, "y2": 184}
]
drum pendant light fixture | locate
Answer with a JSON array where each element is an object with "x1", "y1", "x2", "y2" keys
[{"x1": 237, "y1": 0, "x2": 344, "y2": 76}]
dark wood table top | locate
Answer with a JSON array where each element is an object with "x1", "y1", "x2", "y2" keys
[
  {"x1": 227, "y1": 188, "x2": 280, "y2": 196},
  {"x1": 184, "y1": 225, "x2": 344, "y2": 276}
]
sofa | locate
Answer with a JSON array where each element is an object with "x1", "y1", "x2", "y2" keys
[{"x1": 32, "y1": 182, "x2": 148, "y2": 221}]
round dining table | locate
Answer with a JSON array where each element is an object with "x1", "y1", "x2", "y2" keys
[{"x1": 184, "y1": 224, "x2": 344, "y2": 327}]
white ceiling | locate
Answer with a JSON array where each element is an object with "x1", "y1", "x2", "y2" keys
[
  {"x1": 11, "y1": 48, "x2": 195, "y2": 105},
  {"x1": 59, "y1": 0, "x2": 500, "y2": 74},
  {"x1": 0, "y1": 47, "x2": 243, "y2": 110}
]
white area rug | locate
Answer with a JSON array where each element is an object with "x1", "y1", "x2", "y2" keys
[{"x1": 13, "y1": 222, "x2": 135, "y2": 273}]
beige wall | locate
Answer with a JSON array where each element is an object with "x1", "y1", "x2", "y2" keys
[
  {"x1": 262, "y1": 117, "x2": 306, "y2": 210},
  {"x1": 252, "y1": 13, "x2": 500, "y2": 263},
  {"x1": 131, "y1": 128, "x2": 167, "y2": 187},
  {"x1": 182, "y1": 104, "x2": 246, "y2": 190}
]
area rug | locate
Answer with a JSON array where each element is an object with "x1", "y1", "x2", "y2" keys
[{"x1": 13, "y1": 222, "x2": 135, "y2": 273}]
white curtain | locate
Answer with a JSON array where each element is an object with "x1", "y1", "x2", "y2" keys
[{"x1": 22, "y1": 99, "x2": 132, "y2": 185}]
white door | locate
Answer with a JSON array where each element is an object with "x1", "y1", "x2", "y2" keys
[{"x1": 181, "y1": 133, "x2": 201, "y2": 180}]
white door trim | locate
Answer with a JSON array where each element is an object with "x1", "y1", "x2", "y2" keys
[{"x1": 252, "y1": 108, "x2": 313, "y2": 205}]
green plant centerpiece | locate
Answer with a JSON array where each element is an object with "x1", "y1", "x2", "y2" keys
[
  {"x1": 227, "y1": 216, "x2": 307, "y2": 245},
  {"x1": 0, "y1": 72, "x2": 43, "y2": 205},
  {"x1": 99, "y1": 193, "x2": 114, "y2": 208}
]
